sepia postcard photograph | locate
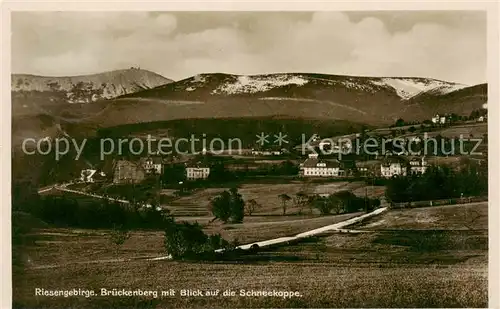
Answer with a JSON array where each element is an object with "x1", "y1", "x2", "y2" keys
[{"x1": 3, "y1": 1, "x2": 499, "y2": 308}]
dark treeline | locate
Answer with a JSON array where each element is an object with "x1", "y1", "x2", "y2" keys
[
  {"x1": 211, "y1": 160, "x2": 299, "y2": 180},
  {"x1": 96, "y1": 118, "x2": 368, "y2": 149},
  {"x1": 15, "y1": 194, "x2": 170, "y2": 230},
  {"x1": 12, "y1": 186, "x2": 234, "y2": 260},
  {"x1": 160, "y1": 160, "x2": 299, "y2": 186},
  {"x1": 390, "y1": 110, "x2": 486, "y2": 128},
  {"x1": 353, "y1": 134, "x2": 486, "y2": 159},
  {"x1": 308, "y1": 191, "x2": 380, "y2": 215},
  {"x1": 385, "y1": 161, "x2": 488, "y2": 203}
]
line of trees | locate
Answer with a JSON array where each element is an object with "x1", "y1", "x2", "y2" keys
[
  {"x1": 385, "y1": 160, "x2": 488, "y2": 203},
  {"x1": 308, "y1": 191, "x2": 380, "y2": 215},
  {"x1": 159, "y1": 160, "x2": 300, "y2": 187},
  {"x1": 391, "y1": 111, "x2": 486, "y2": 129},
  {"x1": 12, "y1": 188, "x2": 235, "y2": 260},
  {"x1": 209, "y1": 160, "x2": 299, "y2": 182},
  {"x1": 208, "y1": 186, "x2": 381, "y2": 222},
  {"x1": 17, "y1": 195, "x2": 170, "y2": 230}
]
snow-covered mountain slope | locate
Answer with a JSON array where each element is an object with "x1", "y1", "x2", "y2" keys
[
  {"x1": 211, "y1": 74, "x2": 310, "y2": 94},
  {"x1": 152, "y1": 73, "x2": 468, "y2": 100},
  {"x1": 17, "y1": 71, "x2": 484, "y2": 130},
  {"x1": 12, "y1": 68, "x2": 173, "y2": 101},
  {"x1": 80, "y1": 72, "x2": 483, "y2": 128},
  {"x1": 370, "y1": 78, "x2": 468, "y2": 100}
]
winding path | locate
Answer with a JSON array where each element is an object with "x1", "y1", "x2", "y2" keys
[{"x1": 34, "y1": 183, "x2": 389, "y2": 265}]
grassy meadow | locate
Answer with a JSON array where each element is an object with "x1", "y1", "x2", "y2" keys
[{"x1": 13, "y1": 201, "x2": 488, "y2": 308}]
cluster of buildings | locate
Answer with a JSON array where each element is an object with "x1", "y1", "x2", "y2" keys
[
  {"x1": 380, "y1": 156, "x2": 427, "y2": 178},
  {"x1": 80, "y1": 156, "x2": 213, "y2": 185},
  {"x1": 110, "y1": 156, "x2": 212, "y2": 184},
  {"x1": 83, "y1": 151, "x2": 428, "y2": 185},
  {"x1": 431, "y1": 113, "x2": 487, "y2": 124},
  {"x1": 112, "y1": 156, "x2": 166, "y2": 184},
  {"x1": 431, "y1": 114, "x2": 448, "y2": 125},
  {"x1": 299, "y1": 153, "x2": 427, "y2": 179}
]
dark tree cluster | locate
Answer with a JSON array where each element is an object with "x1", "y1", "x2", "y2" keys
[
  {"x1": 308, "y1": 191, "x2": 380, "y2": 215},
  {"x1": 385, "y1": 161, "x2": 488, "y2": 203},
  {"x1": 209, "y1": 187, "x2": 245, "y2": 223},
  {"x1": 12, "y1": 183, "x2": 234, "y2": 260}
]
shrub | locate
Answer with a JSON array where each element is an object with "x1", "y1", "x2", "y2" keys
[
  {"x1": 308, "y1": 195, "x2": 342, "y2": 215},
  {"x1": 210, "y1": 188, "x2": 245, "y2": 223},
  {"x1": 210, "y1": 191, "x2": 232, "y2": 223},
  {"x1": 245, "y1": 199, "x2": 261, "y2": 216},
  {"x1": 164, "y1": 221, "x2": 231, "y2": 260}
]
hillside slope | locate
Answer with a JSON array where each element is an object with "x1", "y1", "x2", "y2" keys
[
  {"x1": 11, "y1": 68, "x2": 173, "y2": 117},
  {"x1": 81, "y1": 73, "x2": 484, "y2": 126},
  {"x1": 12, "y1": 68, "x2": 173, "y2": 98},
  {"x1": 11, "y1": 72, "x2": 487, "y2": 148}
]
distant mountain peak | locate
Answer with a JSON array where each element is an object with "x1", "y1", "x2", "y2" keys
[{"x1": 11, "y1": 68, "x2": 173, "y2": 103}]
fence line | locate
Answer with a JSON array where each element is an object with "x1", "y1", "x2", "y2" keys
[{"x1": 390, "y1": 196, "x2": 488, "y2": 209}]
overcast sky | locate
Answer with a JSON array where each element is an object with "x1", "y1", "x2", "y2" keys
[{"x1": 12, "y1": 11, "x2": 486, "y2": 85}]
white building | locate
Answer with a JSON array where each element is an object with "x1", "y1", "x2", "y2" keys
[
  {"x1": 251, "y1": 150, "x2": 273, "y2": 156},
  {"x1": 300, "y1": 153, "x2": 340, "y2": 177},
  {"x1": 80, "y1": 169, "x2": 97, "y2": 183},
  {"x1": 186, "y1": 166, "x2": 210, "y2": 180},
  {"x1": 380, "y1": 157, "x2": 407, "y2": 178},
  {"x1": 142, "y1": 156, "x2": 163, "y2": 174},
  {"x1": 431, "y1": 114, "x2": 447, "y2": 124},
  {"x1": 358, "y1": 167, "x2": 369, "y2": 175},
  {"x1": 409, "y1": 157, "x2": 427, "y2": 175}
]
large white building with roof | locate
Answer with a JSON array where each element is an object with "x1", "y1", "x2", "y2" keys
[
  {"x1": 300, "y1": 153, "x2": 340, "y2": 177},
  {"x1": 409, "y1": 157, "x2": 427, "y2": 175},
  {"x1": 380, "y1": 156, "x2": 408, "y2": 178},
  {"x1": 380, "y1": 156, "x2": 427, "y2": 178},
  {"x1": 185, "y1": 162, "x2": 210, "y2": 180}
]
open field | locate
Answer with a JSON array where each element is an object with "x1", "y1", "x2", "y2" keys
[
  {"x1": 355, "y1": 202, "x2": 488, "y2": 230},
  {"x1": 16, "y1": 212, "x2": 362, "y2": 268},
  {"x1": 14, "y1": 259, "x2": 486, "y2": 308},
  {"x1": 165, "y1": 181, "x2": 384, "y2": 216},
  {"x1": 13, "y1": 201, "x2": 487, "y2": 308},
  {"x1": 422, "y1": 123, "x2": 487, "y2": 139},
  {"x1": 14, "y1": 204, "x2": 488, "y2": 308},
  {"x1": 204, "y1": 212, "x2": 362, "y2": 244}
]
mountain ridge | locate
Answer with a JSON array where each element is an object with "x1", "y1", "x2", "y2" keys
[
  {"x1": 11, "y1": 71, "x2": 487, "y2": 142},
  {"x1": 12, "y1": 68, "x2": 173, "y2": 102},
  {"x1": 121, "y1": 72, "x2": 469, "y2": 101}
]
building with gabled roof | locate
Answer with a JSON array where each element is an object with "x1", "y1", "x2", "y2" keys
[
  {"x1": 140, "y1": 156, "x2": 163, "y2": 175},
  {"x1": 380, "y1": 156, "x2": 408, "y2": 178},
  {"x1": 300, "y1": 153, "x2": 340, "y2": 177},
  {"x1": 409, "y1": 156, "x2": 427, "y2": 175},
  {"x1": 113, "y1": 160, "x2": 145, "y2": 184},
  {"x1": 185, "y1": 161, "x2": 210, "y2": 180},
  {"x1": 379, "y1": 156, "x2": 427, "y2": 178}
]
